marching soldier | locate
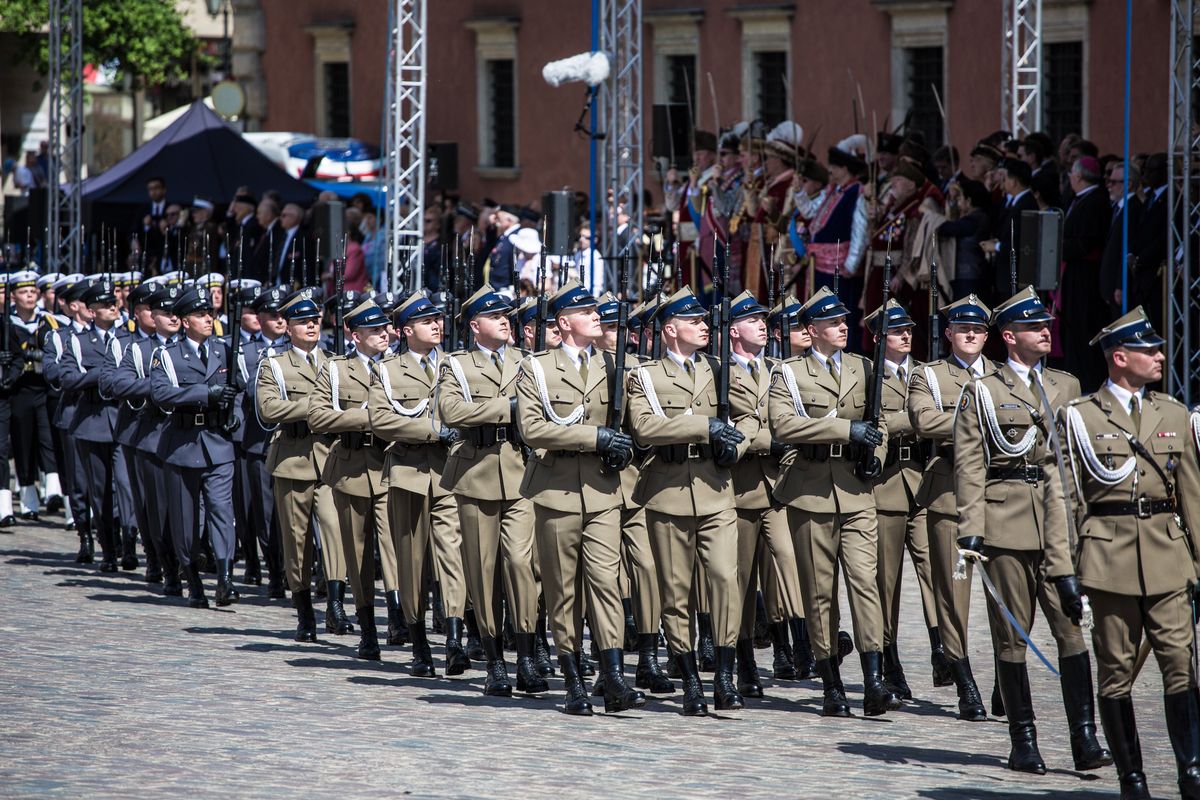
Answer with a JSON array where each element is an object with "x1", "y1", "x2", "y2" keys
[
  {"x1": 307, "y1": 300, "x2": 393, "y2": 659},
  {"x1": 7, "y1": 269, "x2": 59, "y2": 522},
  {"x1": 367, "y1": 292, "x2": 468, "y2": 677},
  {"x1": 862, "y1": 299, "x2": 944, "y2": 699},
  {"x1": 515, "y1": 280, "x2": 645, "y2": 715},
  {"x1": 625, "y1": 286, "x2": 746, "y2": 715},
  {"x1": 257, "y1": 290, "x2": 353, "y2": 641},
  {"x1": 149, "y1": 287, "x2": 243, "y2": 608},
  {"x1": 767, "y1": 286, "x2": 899, "y2": 718},
  {"x1": 1061, "y1": 308, "x2": 1200, "y2": 800},
  {"x1": 907, "y1": 294, "x2": 995, "y2": 721},
  {"x1": 437, "y1": 286, "x2": 544, "y2": 697}
]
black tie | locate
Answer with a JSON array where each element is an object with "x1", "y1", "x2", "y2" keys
[{"x1": 198, "y1": 345, "x2": 208, "y2": 368}]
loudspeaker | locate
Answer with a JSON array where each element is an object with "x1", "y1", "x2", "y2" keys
[
  {"x1": 652, "y1": 104, "x2": 692, "y2": 168},
  {"x1": 427, "y1": 142, "x2": 458, "y2": 191},
  {"x1": 1018, "y1": 210, "x2": 1061, "y2": 291},
  {"x1": 542, "y1": 190, "x2": 575, "y2": 256},
  {"x1": 27, "y1": 187, "x2": 47, "y2": 237},
  {"x1": 312, "y1": 200, "x2": 345, "y2": 262}
]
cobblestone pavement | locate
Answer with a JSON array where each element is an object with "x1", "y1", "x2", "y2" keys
[{"x1": 0, "y1": 518, "x2": 1186, "y2": 799}]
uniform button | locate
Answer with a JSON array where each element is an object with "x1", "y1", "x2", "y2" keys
[
  {"x1": 1140, "y1": 469, "x2": 1146, "y2": 476},
  {"x1": 840, "y1": 402, "x2": 845, "y2": 408}
]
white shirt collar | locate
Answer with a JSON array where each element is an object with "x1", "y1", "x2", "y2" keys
[
  {"x1": 1008, "y1": 188, "x2": 1030, "y2": 206},
  {"x1": 953, "y1": 353, "x2": 985, "y2": 377},
  {"x1": 1005, "y1": 358, "x2": 1043, "y2": 386},
  {"x1": 665, "y1": 348, "x2": 696, "y2": 370},
  {"x1": 559, "y1": 341, "x2": 593, "y2": 370},
  {"x1": 356, "y1": 350, "x2": 381, "y2": 369},
  {"x1": 731, "y1": 350, "x2": 764, "y2": 375},
  {"x1": 810, "y1": 349, "x2": 842, "y2": 370},
  {"x1": 407, "y1": 347, "x2": 437, "y2": 367},
  {"x1": 185, "y1": 336, "x2": 207, "y2": 359},
  {"x1": 475, "y1": 342, "x2": 507, "y2": 363},
  {"x1": 1103, "y1": 379, "x2": 1144, "y2": 414},
  {"x1": 884, "y1": 355, "x2": 911, "y2": 379}
]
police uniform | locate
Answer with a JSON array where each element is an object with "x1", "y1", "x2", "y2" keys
[
  {"x1": 436, "y1": 286, "x2": 541, "y2": 697},
  {"x1": 626, "y1": 287, "x2": 745, "y2": 715},
  {"x1": 307, "y1": 300, "x2": 392, "y2": 660},
  {"x1": 1064, "y1": 309, "x2": 1200, "y2": 799},
  {"x1": 514, "y1": 281, "x2": 646, "y2": 715},
  {"x1": 150, "y1": 287, "x2": 242, "y2": 608},
  {"x1": 861, "y1": 299, "x2": 943, "y2": 700},
  {"x1": 256, "y1": 291, "x2": 353, "y2": 642},
  {"x1": 906, "y1": 294, "x2": 995, "y2": 720}
]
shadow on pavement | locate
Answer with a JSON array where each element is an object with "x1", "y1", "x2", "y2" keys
[
  {"x1": 916, "y1": 788, "x2": 1114, "y2": 799},
  {"x1": 840, "y1": 741, "x2": 1007, "y2": 770}
]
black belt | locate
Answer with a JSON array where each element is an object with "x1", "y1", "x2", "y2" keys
[
  {"x1": 549, "y1": 450, "x2": 581, "y2": 458},
  {"x1": 464, "y1": 424, "x2": 515, "y2": 448},
  {"x1": 798, "y1": 443, "x2": 862, "y2": 462},
  {"x1": 1091, "y1": 497, "x2": 1175, "y2": 519},
  {"x1": 340, "y1": 431, "x2": 382, "y2": 450},
  {"x1": 934, "y1": 442, "x2": 955, "y2": 463},
  {"x1": 884, "y1": 437, "x2": 926, "y2": 467},
  {"x1": 655, "y1": 443, "x2": 715, "y2": 463},
  {"x1": 283, "y1": 421, "x2": 311, "y2": 438},
  {"x1": 987, "y1": 465, "x2": 1045, "y2": 484},
  {"x1": 173, "y1": 410, "x2": 216, "y2": 429}
]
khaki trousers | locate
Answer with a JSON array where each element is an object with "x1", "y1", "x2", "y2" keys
[
  {"x1": 333, "y1": 489, "x2": 388, "y2": 609},
  {"x1": 621, "y1": 505, "x2": 662, "y2": 635},
  {"x1": 1089, "y1": 587, "x2": 1196, "y2": 697},
  {"x1": 735, "y1": 508, "x2": 764, "y2": 639},
  {"x1": 273, "y1": 476, "x2": 345, "y2": 593},
  {"x1": 982, "y1": 547, "x2": 1086, "y2": 663},
  {"x1": 876, "y1": 506, "x2": 937, "y2": 645},
  {"x1": 428, "y1": 492, "x2": 467, "y2": 619},
  {"x1": 457, "y1": 496, "x2": 536, "y2": 638},
  {"x1": 928, "y1": 510, "x2": 973, "y2": 660},
  {"x1": 759, "y1": 505, "x2": 804, "y2": 620},
  {"x1": 536, "y1": 505, "x2": 623, "y2": 655},
  {"x1": 646, "y1": 507, "x2": 740, "y2": 653},
  {"x1": 790, "y1": 507, "x2": 883, "y2": 661},
  {"x1": 387, "y1": 487, "x2": 431, "y2": 625}
]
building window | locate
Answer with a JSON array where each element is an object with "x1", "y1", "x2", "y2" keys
[
  {"x1": 665, "y1": 54, "x2": 696, "y2": 116},
  {"x1": 485, "y1": 59, "x2": 515, "y2": 169},
  {"x1": 732, "y1": 8, "x2": 791, "y2": 129},
  {"x1": 1042, "y1": 42, "x2": 1082, "y2": 145},
  {"x1": 904, "y1": 46, "x2": 944, "y2": 148},
  {"x1": 323, "y1": 62, "x2": 351, "y2": 138},
  {"x1": 754, "y1": 51, "x2": 788, "y2": 128}
]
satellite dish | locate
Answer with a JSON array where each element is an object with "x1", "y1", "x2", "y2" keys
[{"x1": 212, "y1": 80, "x2": 245, "y2": 119}]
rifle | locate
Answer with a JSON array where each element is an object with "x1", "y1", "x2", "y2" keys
[
  {"x1": 855, "y1": 247, "x2": 892, "y2": 481},
  {"x1": 833, "y1": 238, "x2": 841, "y2": 294},
  {"x1": 928, "y1": 253, "x2": 940, "y2": 361},
  {"x1": 1009, "y1": 219, "x2": 1018, "y2": 297},
  {"x1": 766, "y1": 257, "x2": 779, "y2": 359},
  {"x1": 218, "y1": 235, "x2": 246, "y2": 434},
  {"x1": 334, "y1": 235, "x2": 347, "y2": 356},
  {"x1": 714, "y1": 239, "x2": 732, "y2": 422},
  {"x1": 603, "y1": 253, "x2": 632, "y2": 473},
  {"x1": 534, "y1": 221, "x2": 549, "y2": 350}
]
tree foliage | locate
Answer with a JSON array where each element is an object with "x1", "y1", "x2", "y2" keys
[{"x1": 0, "y1": 0, "x2": 201, "y2": 86}]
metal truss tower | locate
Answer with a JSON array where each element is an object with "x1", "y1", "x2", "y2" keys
[
  {"x1": 1167, "y1": 0, "x2": 1200, "y2": 404},
  {"x1": 384, "y1": 0, "x2": 427, "y2": 293},
  {"x1": 1001, "y1": 0, "x2": 1042, "y2": 138},
  {"x1": 47, "y1": 0, "x2": 84, "y2": 274},
  {"x1": 597, "y1": 0, "x2": 643, "y2": 291}
]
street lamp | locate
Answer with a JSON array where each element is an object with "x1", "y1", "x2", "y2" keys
[{"x1": 205, "y1": 0, "x2": 231, "y2": 76}]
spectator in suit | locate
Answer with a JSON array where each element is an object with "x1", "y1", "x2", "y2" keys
[
  {"x1": 937, "y1": 178, "x2": 992, "y2": 300},
  {"x1": 274, "y1": 203, "x2": 306, "y2": 286},
  {"x1": 135, "y1": 176, "x2": 170, "y2": 271},
  {"x1": 1130, "y1": 153, "x2": 1168, "y2": 322},
  {"x1": 248, "y1": 198, "x2": 281, "y2": 285},
  {"x1": 1020, "y1": 135, "x2": 1060, "y2": 208},
  {"x1": 1058, "y1": 155, "x2": 1112, "y2": 390},
  {"x1": 1099, "y1": 161, "x2": 1144, "y2": 317},
  {"x1": 980, "y1": 159, "x2": 1037, "y2": 299}
]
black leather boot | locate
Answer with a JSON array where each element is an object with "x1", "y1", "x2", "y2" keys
[
  {"x1": 385, "y1": 590, "x2": 408, "y2": 646},
  {"x1": 599, "y1": 648, "x2": 646, "y2": 713},
  {"x1": 74, "y1": 523, "x2": 94, "y2": 564},
  {"x1": 444, "y1": 617, "x2": 471, "y2": 675},
  {"x1": 992, "y1": 663, "x2": 1006, "y2": 717},
  {"x1": 861, "y1": 651, "x2": 903, "y2": 716},
  {"x1": 1098, "y1": 695, "x2": 1151, "y2": 800},
  {"x1": 815, "y1": 657, "x2": 851, "y2": 717},
  {"x1": 997, "y1": 660, "x2": 1046, "y2": 774},
  {"x1": 144, "y1": 539, "x2": 162, "y2": 584},
  {"x1": 714, "y1": 646, "x2": 745, "y2": 711},
  {"x1": 464, "y1": 608, "x2": 485, "y2": 661},
  {"x1": 579, "y1": 645, "x2": 595, "y2": 677},
  {"x1": 265, "y1": 544, "x2": 286, "y2": 599},
  {"x1": 198, "y1": 538, "x2": 216, "y2": 574},
  {"x1": 185, "y1": 563, "x2": 209, "y2": 609},
  {"x1": 431, "y1": 583, "x2": 445, "y2": 635},
  {"x1": 534, "y1": 610, "x2": 555, "y2": 676},
  {"x1": 622, "y1": 598, "x2": 638, "y2": 651},
  {"x1": 789, "y1": 618, "x2": 816, "y2": 679},
  {"x1": 481, "y1": 636, "x2": 512, "y2": 697},
  {"x1": 883, "y1": 642, "x2": 913, "y2": 700},
  {"x1": 293, "y1": 589, "x2": 317, "y2": 643},
  {"x1": 696, "y1": 613, "x2": 716, "y2": 672},
  {"x1": 408, "y1": 620, "x2": 436, "y2": 677},
  {"x1": 313, "y1": 558, "x2": 327, "y2": 598},
  {"x1": 676, "y1": 651, "x2": 708, "y2": 716},
  {"x1": 559, "y1": 652, "x2": 593, "y2": 716},
  {"x1": 161, "y1": 550, "x2": 183, "y2": 596},
  {"x1": 325, "y1": 581, "x2": 354, "y2": 634},
  {"x1": 950, "y1": 657, "x2": 988, "y2": 722},
  {"x1": 928, "y1": 626, "x2": 954, "y2": 687},
  {"x1": 515, "y1": 632, "x2": 549, "y2": 693},
  {"x1": 120, "y1": 527, "x2": 139, "y2": 571},
  {"x1": 634, "y1": 632, "x2": 675, "y2": 693},
  {"x1": 356, "y1": 606, "x2": 381, "y2": 661},
  {"x1": 736, "y1": 639, "x2": 763, "y2": 698},
  {"x1": 770, "y1": 621, "x2": 797, "y2": 680},
  {"x1": 215, "y1": 558, "x2": 240, "y2": 607},
  {"x1": 837, "y1": 630, "x2": 855, "y2": 665},
  {"x1": 1060, "y1": 652, "x2": 1113, "y2": 770},
  {"x1": 502, "y1": 603, "x2": 516, "y2": 651},
  {"x1": 753, "y1": 592, "x2": 771, "y2": 648},
  {"x1": 666, "y1": 647, "x2": 682, "y2": 679},
  {"x1": 97, "y1": 525, "x2": 118, "y2": 573},
  {"x1": 1165, "y1": 688, "x2": 1200, "y2": 799}
]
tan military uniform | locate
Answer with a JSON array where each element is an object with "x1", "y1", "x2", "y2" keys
[
  {"x1": 618, "y1": 450, "x2": 660, "y2": 635},
  {"x1": 368, "y1": 347, "x2": 463, "y2": 625},
  {"x1": 954, "y1": 364, "x2": 1073, "y2": 663},
  {"x1": 907, "y1": 355, "x2": 996, "y2": 660},
  {"x1": 307, "y1": 354, "x2": 390, "y2": 610},
  {"x1": 768, "y1": 350, "x2": 887, "y2": 661},
  {"x1": 515, "y1": 346, "x2": 624, "y2": 654},
  {"x1": 255, "y1": 345, "x2": 345, "y2": 594},
  {"x1": 1066, "y1": 388, "x2": 1200, "y2": 696},
  {"x1": 873, "y1": 359, "x2": 936, "y2": 644},
  {"x1": 437, "y1": 346, "x2": 537, "y2": 637},
  {"x1": 626, "y1": 353, "x2": 739, "y2": 653}
]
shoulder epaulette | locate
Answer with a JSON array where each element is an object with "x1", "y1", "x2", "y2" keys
[{"x1": 1150, "y1": 390, "x2": 1186, "y2": 408}]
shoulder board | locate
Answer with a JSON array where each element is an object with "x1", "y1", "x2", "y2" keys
[
  {"x1": 532, "y1": 349, "x2": 552, "y2": 358},
  {"x1": 444, "y1": 348, "x2": 468, "y2": 357},
  {"x1": 125, "y1": 319, "x2": 136, "y2": 332},
  {"x1": 44, "y1": 315, "x2": 59, "y2": 330},
  {"x1": 1045, "y1": 366, "x2": 1074, "y2": 378},
  {"x1": 1067, "y1": 394, "x2": 1092, "y2": 406},
  {"x1": 1150, "y1": 391, "x2": 1186, "y2": 408}
]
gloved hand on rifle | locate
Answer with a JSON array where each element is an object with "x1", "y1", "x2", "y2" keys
[
  {"x1": 596, "y1": 426, "x2": 634, "y2": 468},
  {"x1": 25, "y1": 348, "x2": 42, "y2": 363},
  {"x1": 1050, "y1": 575, "x2": 1084, "y2": 625},
  {"x1": 0, "y1": 350, "x2": 13, "y2": 368},
  {"x1": 849, "y1": 420, "x2": 884, "y2": 448},
  {"x1": 769, "y1": 440, "x2": 793, "y2": 459},
  {"x1": 438, "y1": 426, "x2": 461, "y2": 446},
  {"x1": 709, "y1": 418, "x2": 744, "y2": 468},
  {"x1": 208, "y1": 384, "x2": 238, "y2": 408}
]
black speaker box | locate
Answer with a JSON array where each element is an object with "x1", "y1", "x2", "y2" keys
[
  {"x1": 542, "y1": 190, "x2": 575, "y2": 256},
  {"x1": 312, "y1": 199, "x2": 345, "y2": 262},
  {"x1": 427, "y1": 142, "x2": 459, "y2": 191},
  {"x1": 1018, "y1": 210, "x2": 1061, "y2": 291}
]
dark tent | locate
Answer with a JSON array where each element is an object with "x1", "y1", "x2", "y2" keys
[{"x1": 81, "y1": 100, "x2": 316, "y2": 207}]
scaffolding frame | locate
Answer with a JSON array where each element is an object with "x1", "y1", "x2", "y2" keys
[
  {"x1": 384, "y1": 0, "x2": 428, "y2": 293},
  {"x1": 1001, "y1": 0, "x2": 1042, "y2": 138},
  {"x1": 46, "y1": 0, "x2": 84, "y2": 274}
]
